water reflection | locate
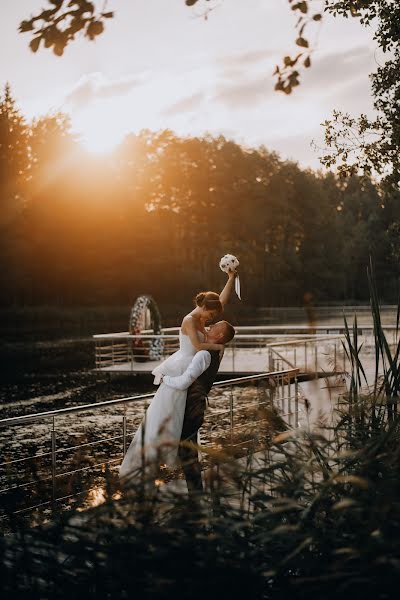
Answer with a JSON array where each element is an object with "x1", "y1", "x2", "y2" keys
[{"x1": 78, "y1": 485, "x2": 122, "y2": 511}]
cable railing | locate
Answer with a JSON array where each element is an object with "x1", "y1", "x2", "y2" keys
[
  {"x1": 94, "y1": 333, "x2": 319, "y2": 373},
  {"x1": 94, "y1": 325, "x2": 398, "y2": 375},
  {"x1": 267, "y1": 336, "x2": 347, "y2": 373},
  {"x1": 0, "y1": 368, "x2": 300, "y2": 519}
]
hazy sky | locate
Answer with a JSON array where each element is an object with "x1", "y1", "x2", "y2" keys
[{"x1": 1, "y1": 0, "x2": 381, "y2": 169}]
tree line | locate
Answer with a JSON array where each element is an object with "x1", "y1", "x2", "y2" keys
[{"x1": 1, "y1": 85, "x2": 399, "y2": 310}]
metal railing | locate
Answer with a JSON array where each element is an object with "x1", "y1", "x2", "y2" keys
[
  {"x1": 0, "y1": 369, "x2": 300, "y2": 518},
  {"x1": 94, "y1": 325, "x2": 398, "y2": 375},
  {"x1": 267, "y1": 336, "x2": 347, "y2": 374},
  {"x1": 94, "y1": 332, "x2": 333, "y2": 373}
]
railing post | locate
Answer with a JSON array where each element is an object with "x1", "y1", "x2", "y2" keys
[
  {"x1": 230, "y1": 385, "x2": 234, "y2": 444},
  {"x1": 288, "y1": 375, "x2": 292, "y2": 426},
  {"x1": 304, "y1": 342, "x2": 308, "y2": 371},
  {"x1": 295, "y1": 376, "x2": 299, "y2": 427},
  {"x1": 51, "y1": 416, "x2": 56, "y2": 508},
  {"x1": 129, "y1": 337, "x2": 133, "y2": 371},
  {"x1": 314, "y1": 344, "x2": 318, "y2": 375},
  {"x1": 334, "y1": 341, "x2": 337, "y2": 372},
  {"x1": 122, "y1": 412, "x2": 127, "y2": 456}
]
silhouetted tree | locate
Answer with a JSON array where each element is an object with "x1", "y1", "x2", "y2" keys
[{"x1": 0, "y1": 88, "x2": 395, "y2": 307}]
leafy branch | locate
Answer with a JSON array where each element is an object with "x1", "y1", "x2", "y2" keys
[
  {"x1": 19, "y1": 0, "x2": 114, "y2": 56},
  {"x1": 314, "y1": 111, "x2": 389, "y2": 179}
]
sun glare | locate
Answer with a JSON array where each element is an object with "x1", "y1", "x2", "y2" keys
[
  {"x1": 81, "y1": 132, "x2": 121, "y2": 155},
  {"x1": 74, "y1": 101, "x2": 128, "y2": 155},
  {"x1": 80, "y1": 124, "x2": 124, "y2": 155}
]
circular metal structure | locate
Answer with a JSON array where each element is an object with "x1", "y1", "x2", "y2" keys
[{"x1": 129, "y1": 295, "x2": 164, "y2": 361}]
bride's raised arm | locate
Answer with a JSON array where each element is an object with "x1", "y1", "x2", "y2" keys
[
  {"x1": 183, "y1": 316, "x2": 224, "y2": 352},
  {"x1": 219, "y1": 269, "x2": 236, "y2": 308}
]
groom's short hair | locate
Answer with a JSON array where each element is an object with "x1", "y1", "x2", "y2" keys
[{"x1": 217, "y1": 320, "x2": 235, "y2": 344}]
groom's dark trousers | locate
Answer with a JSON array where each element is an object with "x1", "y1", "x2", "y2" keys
[{"x1": 178, "y1": 350, "x2": 221, "y2": 494}]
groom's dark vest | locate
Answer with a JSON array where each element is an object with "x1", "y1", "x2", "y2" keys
[{"x1": 180, "y1": 350, "x2": 220, "y2": 441}]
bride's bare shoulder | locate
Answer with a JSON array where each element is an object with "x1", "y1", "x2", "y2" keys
[{"x1": 181, "y1": 313, "x2": 195, "y2": 333}]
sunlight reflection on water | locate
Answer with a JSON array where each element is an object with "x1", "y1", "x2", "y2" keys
[{"x1": 77, "y1": 486, "x2": 122, "y2": 511}]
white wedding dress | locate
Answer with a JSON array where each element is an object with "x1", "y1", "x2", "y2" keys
[{"x1": 119, "y1": 328, "x2": 204, "y2": 480}]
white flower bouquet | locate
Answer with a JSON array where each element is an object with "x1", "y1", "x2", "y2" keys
[{"x1": 219, "y1": 254, "x2": 241, "y2": 299}]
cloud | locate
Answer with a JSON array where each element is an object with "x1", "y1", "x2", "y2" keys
[
  {"x1": 301, "y1": 45, "x2": 376, "y2": 94},
  {"x1": 213, "y1": 44, "x2": 376, "y2": 111},
  {"x1": 161, "y1": 92, "x2": 205, "y2": 116},
  {"x1": 217, "y1": 48, "x2": 273, "y2": 68},
  {"x1": 66, "y1": 72, "x2": 145, "y2": 109},
  {"x1": 214, "y1": 75, "x2": 273, "y2": 109}
]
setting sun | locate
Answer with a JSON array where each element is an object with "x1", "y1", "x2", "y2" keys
[{"x1": 76, "y1": 101, "x2": 127, "y2": 154}]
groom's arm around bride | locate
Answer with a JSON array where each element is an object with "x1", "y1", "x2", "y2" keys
[{"x1": 162, "y1": 320, "x2": 235, "y2": 495}]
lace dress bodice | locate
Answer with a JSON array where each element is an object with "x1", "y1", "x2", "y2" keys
[
  {"x1": 152, "y1": 328, "x2": 205, "y2": 383},
  {"x1": 178, "y1": 330, "x2": 204, "y2": 356}
]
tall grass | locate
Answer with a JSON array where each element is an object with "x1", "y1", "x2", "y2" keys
[{"x1": 2, "y1": 270, "x2": 400, "y2": 599}]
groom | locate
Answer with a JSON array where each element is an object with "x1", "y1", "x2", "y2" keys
[{"x1": 160, "y1": 320, "x2": 235, "y2": 495}]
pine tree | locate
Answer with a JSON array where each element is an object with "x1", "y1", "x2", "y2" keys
[{"x1": 0, "y1": 83, "x2": 30, "y2": 226}]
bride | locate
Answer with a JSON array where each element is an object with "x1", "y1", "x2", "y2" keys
[{"x1": 119, "y1": 269, "x2": 236, "y2": 482}]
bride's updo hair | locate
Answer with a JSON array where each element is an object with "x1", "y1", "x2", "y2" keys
[{"x1": 195, "y1": 291, "x2": 222, "y2": 313}]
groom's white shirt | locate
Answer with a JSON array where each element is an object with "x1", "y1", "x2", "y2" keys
[{"x1": 162, "y1": 350, "x2": 211, "y2": 391}]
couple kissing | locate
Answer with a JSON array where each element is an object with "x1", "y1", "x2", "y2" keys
[{"x1": 119, "y1": 268, "x2": 237, "y2": 496}]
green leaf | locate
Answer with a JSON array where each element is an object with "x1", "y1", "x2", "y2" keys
[
  {"x1": 292, "y1": 1, "x2": 308, "y2": 14},
  {"x1": 19, "y1": 20, "x2": 34, "y2": 33},
  {"x1": 86, "y1": 20, "x2": 104, "y2": 40},
  {"x1": 29, "y1": 37, "x2": 41, "y2": 53},
  {"x1": 296, "y1": 37, "x2": 309, "y2": 48},
  {"x1": 53, "y1": 43, "x2": 64, "y2": 56}
]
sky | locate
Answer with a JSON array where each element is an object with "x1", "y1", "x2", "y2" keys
[{"x1": 1, "y1": 0, "x2": 382, "y2": 169}]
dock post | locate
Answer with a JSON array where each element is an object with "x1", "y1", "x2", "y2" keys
[{"x1": 51, "y1": 416, "x2": 57, "y2": 508}]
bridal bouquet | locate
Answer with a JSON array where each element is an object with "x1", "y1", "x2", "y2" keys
[{"x1": 219, "y1": 254, "x2": 241, "y2": 300}]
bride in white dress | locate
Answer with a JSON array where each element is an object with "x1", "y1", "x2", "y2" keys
[{"x1": 119, "y1": 272, "x2": 236, "y2": 482}]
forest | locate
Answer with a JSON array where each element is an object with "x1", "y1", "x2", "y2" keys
[{"x1": 1, "y1": 83, "x2": 399, "y2": 310}]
